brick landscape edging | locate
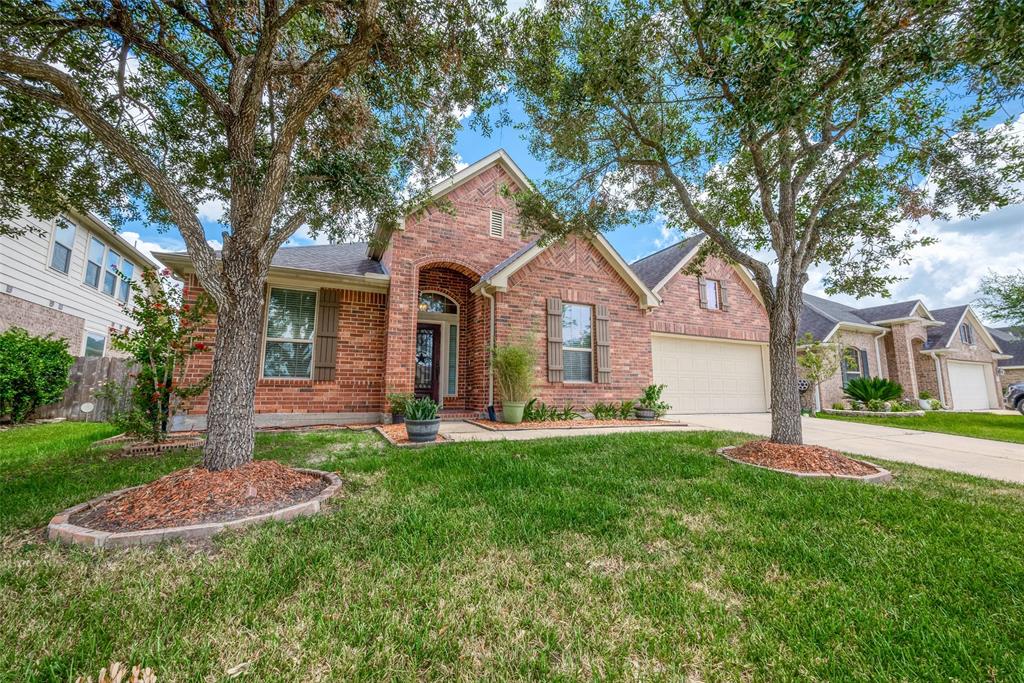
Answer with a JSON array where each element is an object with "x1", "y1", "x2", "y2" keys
[
  {"x1": 717, "y1": 446, "x2": 892, "y2": 484},
  {"x1": 372, "y1": 425, "x2": 449, "y2": 448},
  {"x1": 47, "y1": 468, "x2": 342, "y2": 549}
]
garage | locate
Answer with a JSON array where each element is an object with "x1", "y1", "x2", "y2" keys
[
  {"x1": 947, "y1": 361, "x2": 995, "y2": 411},
  {"x1": 651, "y1": 334, "x2": 769, "y2": 414}
]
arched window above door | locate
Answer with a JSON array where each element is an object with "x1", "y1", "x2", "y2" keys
[{"x1": 419, "y1": 292, "x2": 458, "y2": 315}]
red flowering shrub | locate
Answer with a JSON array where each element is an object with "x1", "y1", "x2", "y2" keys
[{"x1": 106, "y1": 268, "x2": 214, "y2": 441}]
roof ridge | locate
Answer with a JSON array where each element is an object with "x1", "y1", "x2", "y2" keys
[{"x1": 629, "y1": 234, "x2": 701, "y2": 266}]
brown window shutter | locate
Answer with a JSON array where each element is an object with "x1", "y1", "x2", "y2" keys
[
  {"x1": 546, "y1": 297, "x2": 563, "y2": 383},
  {"x1": 313, "y1": 288, "x2": 340, "y2": 381},
  {"x1": 719, "y1": 282, "x2": 729, "y2": 311},
  {"x1": 697, "y1": 275, "x2": 708, "y2": 309},
  {"x1": 595, "y1": 304, "x2": 611, "y2": 384}
]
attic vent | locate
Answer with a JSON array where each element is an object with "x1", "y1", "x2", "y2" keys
[{"x1": 489, "y1": 210, "x2": 505, "y2": 238}]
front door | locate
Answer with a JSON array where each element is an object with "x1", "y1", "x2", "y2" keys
[{"x1": 415, "y1": 323, "x2": 442, "y2": 402}]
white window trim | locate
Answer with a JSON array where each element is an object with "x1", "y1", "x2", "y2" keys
[
  {"x1": 562, "y1": 303, "x2": 594, "y2": 384},
  {"x1": 48, "y1": 215, "x2": 77, "y2": 276},
  {"x1": 83, "y1": 235, "x2": 107, "y2": 289},
  {"x1": 83, "y1": 332, "x2": 107, "y2": 358},
  {"x1": 260, "y1": 286, "x2": 319, "y2": 380},
  {"x1": 489, "y1": 209, "x2": 505, "y2": 238},
  {"x1": 416, "y1": 290, "x2": 460, "y2": 404},
  {"x1": 843, "y1": 347, "x2": 864, "y2": 383},
  {"x1": 705, "y1": 278, "x2": 722, "y2": 310},
  {"x1": 960, "y1": 322, "x2": 974, "y2": 345}
]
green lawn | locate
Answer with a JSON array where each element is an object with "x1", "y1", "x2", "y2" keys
[
  {"x1": 818, "y1": 410, "x2": 1024, "y2": 444},
  {"x1": 2, "y1": 423, "x2": 1023, "y2": 681}
]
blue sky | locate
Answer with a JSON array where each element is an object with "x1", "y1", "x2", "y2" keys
[{"x1": 120, "y1": 96, "x2": 1024, "y2": 320}]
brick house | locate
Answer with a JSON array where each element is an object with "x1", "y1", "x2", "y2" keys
[
  {"x1": 990, "y1": 327, "x2": 1024, "y2": 386},
  {"x1": 798, "y1": 294, "x2": 1011, "y2": 411},
  {"x1": 157, "y1": 150, "x2": 773, "y2": 429},
  {"x1": 0, "y1": 209, "x2": 149, "y2": 357}
]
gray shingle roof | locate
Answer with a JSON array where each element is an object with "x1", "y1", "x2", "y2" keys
[
  {"x1": 925, "y1": 305, "x2": 969, "y2": 349},
  {"x1": 997, "y1": 338, "x2": 1024, "y2": 366},
  {"x1": 478, "y1": 238, "x2": 540, "y2": 283},
  {"x1": 267, "y1": 242, "x2": 385, "y2": 276},
  {"x1": 798, "y1": 306, "x2": 838, "y2": 341},
  {"x1": 853, "y1": 300, "x2": 923, "y2": 323},
  {"x1": 628, "y1": 235, "x2": 704, "y2": 290},
  {"x1": 989, "y1": 326, "x2": 1022, "y2": 343}
]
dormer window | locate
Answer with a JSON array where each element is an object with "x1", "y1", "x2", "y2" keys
[
  {"x1": 489, "y1": 210, "x2": 505, "y2": 238},
  {"x1": 960, "y1": 322, "x2": 974, "y2": 345}
]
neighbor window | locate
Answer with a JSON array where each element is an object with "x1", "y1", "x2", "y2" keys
[
  {"x1": 960, "y1": 322, "x2": 974, "y2": 345},
  {"x1": 704, "y1": 278, "x2": 721, "y2": 310},
  {"x1": 49, "y1": 217, "x2": 76, "y2": 274},
  {"x1": 263, "y1": 288, "x2": 317, "y2": 378},
  {"x1": 562, "y1": 303, "x2": 593, "y2": 382},
  {"x1": 102, "y1": 249, "x2": 122, "y2": 296},
  {"x1": 84, "y1": 333, "x2": 106, "y2": 358},
  {"x1": 118, "y1": 261, "x2": 135, "y2": 302},
  {"x1": 84, "y1": 237, "x2": 105, "y2": 288}
]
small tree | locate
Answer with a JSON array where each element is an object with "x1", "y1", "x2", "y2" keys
[
  {"x1": 109, "y1": 268, "x2": 214, "y2": 441},
  {"x1": 509, "y1": 0, "x2": 1024, "y2": 445},
  {"x1": 978, "y1": 270, "x2": 1024, "y2": 332},
  {"x1": 796, "y1": 334, "x2": 844, "y2": 416},
  {"x1": 0, "y1": 328, "x2": 73, "y2": 423}
]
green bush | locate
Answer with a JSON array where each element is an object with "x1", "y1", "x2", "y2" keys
[
  {"x1": 386, "y1": 392, "x2": 415, "y2": 415},
  {"x1": 404, "y1": 396, "x2": 438, "y2": 421},
  {"x1": 589, "y1": 402, "x2": 619, "y2": 420},
  {"x1": 843, "y1": 377, "x2": 903, "y2": 403},
  {"x1": 617, "y1": 400, "x2": 636, "y2": 420},
  {"x1": 866, "y1": 398, "x2": 886, "y2": 412},
  {"x1": 524, "y1": 399, "x2": 580, "y2": 422},
  {"x1": 637, "y1": 384, "x2": 670, "y2": 416},
  {"x1": 0, "y1": 328, "x2": 73, "y2": 423},
  {"x1": 919, "y1": 390, "x2": 934, "y2": 400},
  {"x1": 492, "y1": 340, "x2": 537, "y2": 404},
  {"x1": 831, "y1": 402, "x2": 846, "y2": 410},
  {"x1": 929, "y1": 399, "x2": 943, "y2": 411}
]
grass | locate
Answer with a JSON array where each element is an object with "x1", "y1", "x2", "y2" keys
[
  {"x1": 818, "y1": 410, "x2": 1024, "y2": 444},
  {"x1": 1, "y1": 423, "x2": 1023, "y2": 681}
]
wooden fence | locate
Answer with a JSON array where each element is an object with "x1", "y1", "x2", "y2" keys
[{"x1": 35, "y1": 356, "x2": 137, "y2": 422}]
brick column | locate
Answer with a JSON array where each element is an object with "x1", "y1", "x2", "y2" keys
[
  {"x1": 383, "y1": 260, "x2": 417, "y2": 395},
  {"x1": 887, "y1": 323, "x2": 919, "y2": 398}
]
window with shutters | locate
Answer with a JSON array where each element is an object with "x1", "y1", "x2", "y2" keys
[
  {"x1": 489, "y1": 210, "x2": 505, "y2": 238},
  {"x1": 562, "y1": 303, "x2": 593, "y2": 382},
  {"x1": 49, "y1": 217, "x2": 76, "y2": 274},
  {"x1": 704, "y1": 279, "x2": 721, "y2": 310},
  {"x1": 841, "y1": 347, "x2": 865, "y2": 386},
  {"x1": 960, "y1": 322, "x2": 974, "y2": 345},
  {"x1": 263, "y1": 287, "x2": 317, "y2": 379}
]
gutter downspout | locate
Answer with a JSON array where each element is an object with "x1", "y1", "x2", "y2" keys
[
  {"x1": 873, "y1": 331, "x2": 887, "y2": 378},
  {"x1": 933, "y1": 354, "x2": 946, "y2": 407},
  {"x1": 481, "y1": 286, "x2": 496, "y2": 407}
]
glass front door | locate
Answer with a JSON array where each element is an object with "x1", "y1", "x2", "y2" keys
[{"x1": 415, "y1": 323, "x2": 441, "y2": 402}]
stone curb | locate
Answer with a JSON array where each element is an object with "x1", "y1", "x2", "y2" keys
[
  {"x1": 47, "y1": 468, "x2": 343, "y2": 549},
  {"x1": 821, "y1": 409, "x2": 925, "y2": 418},
  {"x1": 464, "y1": 419, "x2": 688, "y2": 432},
  {"x1": 717, "y1": 446, "x2": 893, "y2": 484}
]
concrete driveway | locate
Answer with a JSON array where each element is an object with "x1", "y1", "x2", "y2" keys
[{"x1": 676, "y1": 413, "x2": 1024, "y2": 484}]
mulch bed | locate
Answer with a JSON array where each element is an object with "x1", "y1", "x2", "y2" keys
[
  {"x1": 70, "y1": 461, "x2": 327, "y2": 532},
  {"x1": 467, "y1": 418, "x2": 686, "y2": 431},
  {"x1": 374, "y1": 423, "x2": 446, "y2": 446},
  {"x1": 727, "y1": 440, "x2": 880, "y2": 476}
]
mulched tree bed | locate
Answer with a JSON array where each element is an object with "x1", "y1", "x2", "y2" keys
[
  {"x1": 723, "y1": 440, "x2": 882, "y2": 477},
  {"x1": 467, "y1": 418, "x2": 687, "y2": 431},
  {"x1": 70, "y1": 461, "x2": 328, "y2": 532}
]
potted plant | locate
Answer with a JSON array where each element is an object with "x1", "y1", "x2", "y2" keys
[
  {"x1": 635, "y1": 384, "x2": 669, "y2": 420},
  {"x1": 386, "y1": 391, "x2": 414, "y2": 424},
  {"x1": 491, "y1": 339, "x2": 537, "y2": 424},
  {"x1": 404, "y1": 396, "x2": 441, "y2": 442}
]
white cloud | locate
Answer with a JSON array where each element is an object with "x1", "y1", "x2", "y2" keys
[
  {"x1": 206, "y1": 239, "x2": 223, "y2": 250},
  {"x1": 197, "y1": 198, "x2": 227, "y2": 223},
  {"x1": 117, "y1": 230, "x2": 181, "y2": 266}
]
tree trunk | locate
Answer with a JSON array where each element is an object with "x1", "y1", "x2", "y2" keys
[
  {"x1": 767, "y1": 293, "x2": 804, "y2": 445},
  {"x1": 202, "y1": 265, "x2": 267, "y2": 471}
]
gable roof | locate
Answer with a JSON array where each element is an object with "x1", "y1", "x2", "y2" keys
[
  {"x1": 989, "y1": 326, "x2": 1023, "y2": 343},
  {"x1": 367, "y1": 149, "x2": 533, "y2": 261},
  {"x1": 854, "y1": 300, "x2": 932, "y2": 323},
  {"x1": 925, "y1": 305, "x2": 1003, "y2": 353},
  {"x1": 629, "y1": 235, "x2": 704, "y2": 291},
  {"x1": 995, "y1": 338, "x2": 1024, "y2": 367},
  {"x1": 798, "y1": 293, "x2": 885, "y2": 341},
  {"x1": 472, "y1": 234, "x2": 661, "y2": 309}
]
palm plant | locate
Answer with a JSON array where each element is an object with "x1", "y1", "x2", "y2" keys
[{"x1": 843, "y1": 377, "x2": 903, "y2": 403}]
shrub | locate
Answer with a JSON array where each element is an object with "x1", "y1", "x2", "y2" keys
[
  {"x1": 617, "y1": 399, "x2": 636, "y2": 420},
  {"x1": 386, "y1": 392, "x2": 415, "y2": 415},
  {"x1": 524, "y1": 399, "x2": 580, "y2": 421},
  {"x1": 0, "y1": 328, "x2": 73, "y2": 423},
  {"x1": 831, "y1": 402, "x2": 846, "y2": 410},
  {"x1": 492, "y1": 339, "x2": 537, "y2": 404},
  {"x1": 866, "y1": 398, "x2": 886, "y2": 412},
  {"x1": 557, "y1": 404, "x2": 581, "y2": 420},
  {"x1": 929, "y1": 399, "x2": 943, "y2": 411},
  {"x1": 843, "y1": 377, "x2": 903, "y2": 403},
  {"x1": 637, "y1": 384, "x2": 670, "y2": 417},
  {"x1": 919, "y1": 390, "x2": 934, "y2": 400},
  {"x1": 404, "y1": 396, "x2": 438, "y2": 421},
  {"x1": 590, "y1": 402, "x2": 619, "y2": 420}
]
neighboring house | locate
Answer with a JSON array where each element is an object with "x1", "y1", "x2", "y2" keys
[
  {"x1": 798, "y1": 294, "x2": 1008, "y2": 411},
  {"x1": 989, "y1": 327, "x2": 1024, "y2": 385},
  {"x1": 0, "y1": 209, "x2": 150, "y2": 357},
  {"x1": 157, "y1": 149, "x2": 771, "y2": 430}
]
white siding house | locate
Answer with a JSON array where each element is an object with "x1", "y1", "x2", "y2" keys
[{"x1": 0, "y1": 209, "x2": 153, "y2": 357}]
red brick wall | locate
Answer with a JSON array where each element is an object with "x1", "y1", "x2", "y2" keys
[
  {"x1": 417, "y1": 266, "x2": 475, "y2": 409},
  {"x1": 648, "y1": 257, "x2": 769, "y2": 342},
  {"x1": 180, "y1": 276, "x2": 388, "y2": 416},
  {"x1": 497, "y1": 235, "x2": 653, "y2": 408},
  {"x1": 383, "y1": 163, "x2": 531, "y2": 398}
]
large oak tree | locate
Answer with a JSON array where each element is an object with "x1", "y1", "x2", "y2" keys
[
  {"x1": 0, "y1": 0, "x2": 507, "y2": 469},
  {"x1": 510, "y1": 0, "x2": 1024, "y2": 444}
]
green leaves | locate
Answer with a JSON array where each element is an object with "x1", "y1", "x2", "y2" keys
[{"x1": 0, "y1": 328, "x2": 74, "y2": 423}]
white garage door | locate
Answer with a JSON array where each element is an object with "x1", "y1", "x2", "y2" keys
[
  {"x1": 947, "y1": 361, "x2": 993, "y2": 411},
  {"x1": 652, "y1": 335, "x2": 768, "y2": 414}
]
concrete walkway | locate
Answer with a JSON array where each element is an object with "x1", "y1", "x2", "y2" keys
[{"x1": 676, "y1": 413, "x2": 1024, "y2": 484}]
